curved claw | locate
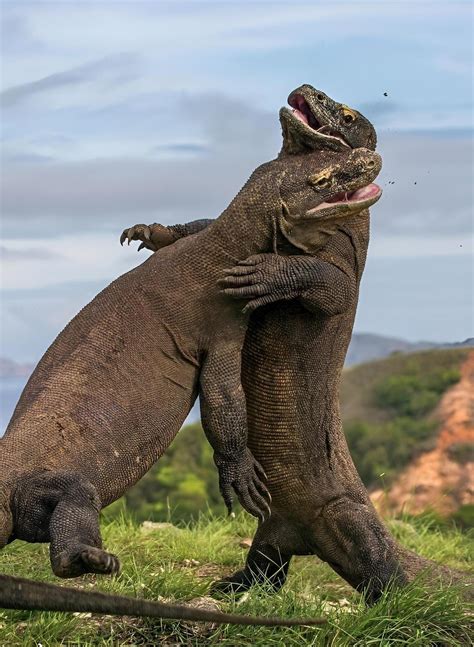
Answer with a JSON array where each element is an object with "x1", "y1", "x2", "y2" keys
[
  {"x1": 217, "y1": 452, "x2": 271, "y2": 521},
  {"x1": 120, "y1": 224, "x2": 152, "y2": 247},
  {"x1": 234, "y1": 466, "x2": 272, "y2": 521}
]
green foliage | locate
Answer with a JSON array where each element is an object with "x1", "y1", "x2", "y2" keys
[
  {"x1": 121, "y1": 422, "x2": 226, "y2": 522},
  {"x1": 343, "y1": 352, "x2": 463, "y2": 489},
  {"x1": 345, "y1": 418, "x2": 437, "y2": 485},
  {"x1": 374, "y1": 364, "x2": 460, "y2": 418},
  {"x1": 0, "y1": 513, "x2": 472, "y2": 646},
  {"x1": 448, "y1": 442, "x2": 474, "y2": 465},
  {"x1": 451, "y1": 504, "x2": 474, "y2": 530}
]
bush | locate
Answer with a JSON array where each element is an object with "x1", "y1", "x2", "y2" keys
[
  {"x1": 345, "y1": 418, "x2": 437, "y2": 486},
  {"x1": 374, "y1": 366, "x2": 460, "y2": 418},
  {"x1": 451, "y1": 504, "x2": 474, "y2": 530},
  {"x1": 121, "y1": 422, "x2": 226, "y2": 522}
]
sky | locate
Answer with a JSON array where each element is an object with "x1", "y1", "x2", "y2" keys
[{"x1": 0, "y1": 0, "x2": 473, "y2": 362}]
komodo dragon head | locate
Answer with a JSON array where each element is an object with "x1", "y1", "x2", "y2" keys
[
  {"x1": 280, "y1": 83, "x2": 377, "y2": 154},
  {"x1": 276, "y1": 147, "x2": 382, "y2": 253}
]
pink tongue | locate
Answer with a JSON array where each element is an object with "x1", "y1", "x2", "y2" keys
[
  {"x1": 292, "y1": 108, "x2": 309, "y2": 125},
  {"x1": 350, "y1": 184, "x2": 379, "y2": 201}
]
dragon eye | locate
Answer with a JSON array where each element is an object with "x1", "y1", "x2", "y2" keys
[
  {"x1": 309, "y1": 174, "x2": 331, "y2": 188},
  {"x1": 342, "y1": 106, "x2": 357, "y2": 125}
]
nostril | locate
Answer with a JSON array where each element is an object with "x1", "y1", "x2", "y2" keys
[
  {"x1": 317, "y1": 94, "x2": 325, "y2": 102},
  {"x1": 367, "y1": 160, "x2": 376, "y2": 169}
]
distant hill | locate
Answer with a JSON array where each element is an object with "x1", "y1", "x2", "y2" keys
[
  {"x1": 345, "y1": 333, "x2": 474, "y2": 366},
  {"x1": 341, "y1": 347, "x2": 473, "y2": 523}
]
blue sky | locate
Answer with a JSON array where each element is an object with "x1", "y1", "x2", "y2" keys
[{"x1": 1, "y1": 1, "x2": 473, "y2": 361}]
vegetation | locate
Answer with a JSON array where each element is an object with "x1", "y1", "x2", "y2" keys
[
  {"x1": 0, "y1": 513, "x2": 472, "y2": 646},
  {"x1": 341, "y1": 349, "x2": 467, "y2": 490},
  {"x1": 117, "y1": 422, "x2": 226, "y2": 522}
]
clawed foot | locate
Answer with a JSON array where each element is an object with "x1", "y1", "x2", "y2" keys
[
  {"x1": 215, "y1": 448, "x2": 271, "y2": 521},
  {"x1": 210, "y1": 566, "x2": 284, "y2": 596},
  {"x1": 210, "y1": 570, "x2": 253, "y2": 596},
  {"x1": 218, "y1": 254, "x2": 300, "y2": 313},
  {"x1": 52, "y1": 545, "x2": 120, "y2": 578},
  {"x1": 120, "y1": 224, "x2": 156, "y2": 251},
  {"x1": 120, "y1": 223, "x2": 176, "y2": 252}
]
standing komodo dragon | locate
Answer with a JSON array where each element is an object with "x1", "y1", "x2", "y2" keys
[
  {"x1": 123, "y1": 85, "x2": 471, "y2": 603},
  {"x1": 0, "y1": 145, "x2": 381, "y2": 585}
]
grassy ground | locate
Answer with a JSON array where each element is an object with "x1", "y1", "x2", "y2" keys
[{"x1": 0, "y1": 512, "x2": 472, "y2": 646}]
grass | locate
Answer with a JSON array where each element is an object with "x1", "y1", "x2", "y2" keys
[{"x1": 0, "y1": 512, "x2": 472, "y2": 645}]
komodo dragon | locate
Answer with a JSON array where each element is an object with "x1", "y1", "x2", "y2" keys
[
  {"x1": 0, "y1": 144, "x2": 381, "y2": 586},
  {"x1": 123, "y1": 85, "x2": 471, "y2": 603}
]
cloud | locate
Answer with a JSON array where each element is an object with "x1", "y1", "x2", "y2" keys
[
  {"x1": 0, "y1": 11, "x2": 43, "y2": 55},
  {"x1": 150, "y1": 142, "x2": 211, "y2": 157},
  {"x1": 1, "y1": 104, "x2": 471, "y2": 245},
  {"x1": 0, "y1": 151, "x2": 55, "y2": 165},
  {"x1": 359, "y1": 100, "x2": 400, "y2": 122},
  {"x1": 0, "y1": 92, "x2": 279, "y2": 235},
  {"x1": 1, "y1": 53, "x2": 138, "y2": 108},
  {"x1": 374, "y1": 131, "x2": 473, "y2": 237},
  {"x1": 0, "y1": 246, "x2": 62, "y2": 261}
]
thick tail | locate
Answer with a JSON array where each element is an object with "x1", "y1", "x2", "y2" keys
[
  {"x1": 396, "y1": 546, "x2": 474, "y2": 600},
  {"x1": 0, "y1": 574, "x2": 326, "y2": 627}
]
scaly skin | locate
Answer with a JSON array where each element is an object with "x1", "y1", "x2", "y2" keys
[
  {"x1": 123, "y1": 85, "x2": 471, "y2": 602},
  {"x1": 0, "y1": 146, "x2": 381, "y2": 585}
]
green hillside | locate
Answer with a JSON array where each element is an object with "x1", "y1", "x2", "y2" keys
[
  {"x1": 0, "y1": 513, "x2": 472, "y2": 646},
  {"x1": 340, "y1": 348, "x2": 468, "y2": 488}
]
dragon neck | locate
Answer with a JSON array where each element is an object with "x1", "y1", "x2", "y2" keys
[{"x1": 204, "y1": 175, "x2": 280, "y2": 261}]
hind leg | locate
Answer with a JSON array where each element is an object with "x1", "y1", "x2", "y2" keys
[
  {"x1": 12, "y1": 471, "x2": 120, "y2": 578},
  {"x1": 211, "y1": 515, "x2": 305, "y2": 595}
]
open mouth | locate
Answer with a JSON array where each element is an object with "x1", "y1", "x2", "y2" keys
[
  {"x1": 308, "y1": 183, "x2": 382, "y2": 213},
  {"x1": 288, "y1": 94, "x2": 351, "y2": 148}
]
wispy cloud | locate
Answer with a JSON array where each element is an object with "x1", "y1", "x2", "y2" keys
[
  {"x1": 0, "y1": 246, "x2": 62, "y2": 261},
  {"x1": 1, "y1": 53, "x2": 138, "y2": 108}
]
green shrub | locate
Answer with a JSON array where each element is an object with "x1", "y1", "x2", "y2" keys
[
  {"x1": 120, "y1": 422, "x2": 226, "y2": 522},
  {"x1": 451, "y1": 504, "x2": 474, "y2": 530},
  {"x1": 374, "y1": 366, "x2": 460, "y2": 418},
  {"x1": 345, "y1": 418, "x2": 437, "y2": 486}
]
